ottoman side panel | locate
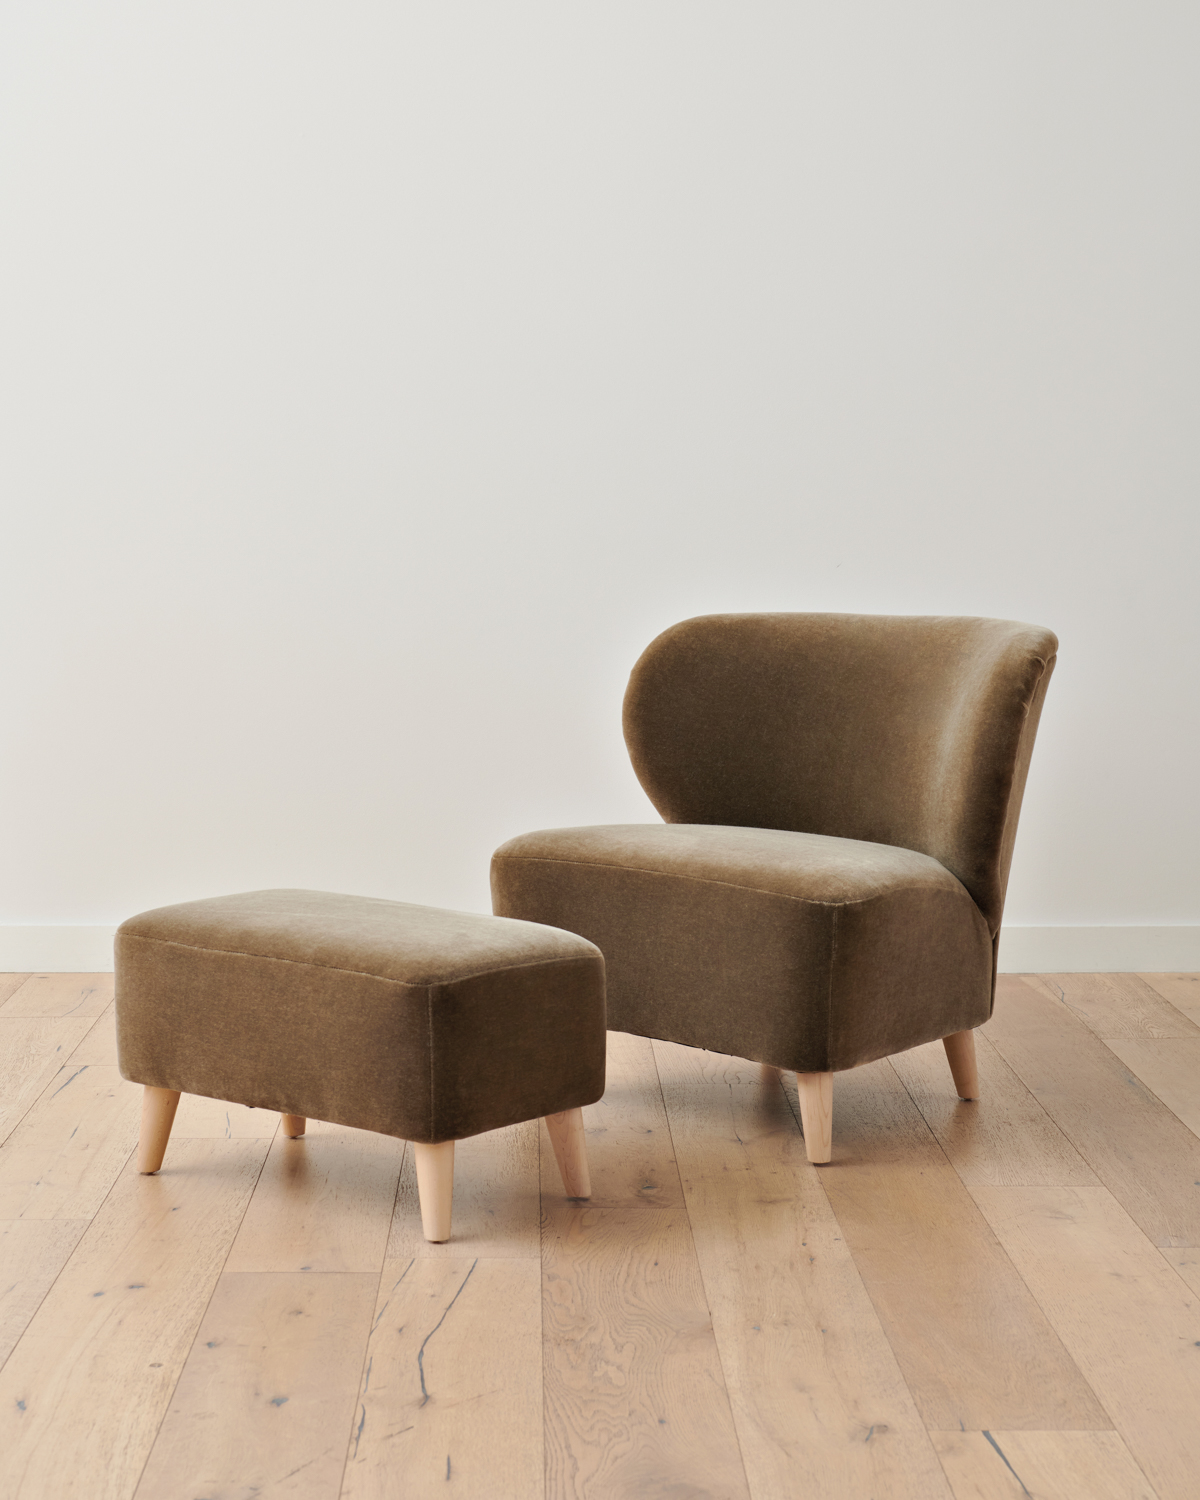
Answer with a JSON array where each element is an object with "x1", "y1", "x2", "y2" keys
[
  {"x1": 427, "y1": 954, "x2": 606, "y2": 1142},
  {"x1": 114, "y1": 932, "x2": 434, "y2": 1136}
]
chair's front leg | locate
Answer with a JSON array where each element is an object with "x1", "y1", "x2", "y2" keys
[
  {"x1": 943, "y1": 1030, "x2": 980, "y2": 1100},
  {"x1": 413, "y1": 1140, "x2": 456, "y2": 1242},
  {"x1": 281, "y1": 1114, "x2": 306, "y2": 1138},
  {"x1": 138, "y1": 1086, "x2": 182, "y2": 1174},
  {"x1": 545, "y1": 1107, "x2": 591, "y2": 1199},
  {"x1": 795, "y1": 1072, "x2": 833, "y2": 1164}
]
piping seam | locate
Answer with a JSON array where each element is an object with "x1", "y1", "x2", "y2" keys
[{"x1": 116, "y1": 932, "x2": 600, "y2": 987}]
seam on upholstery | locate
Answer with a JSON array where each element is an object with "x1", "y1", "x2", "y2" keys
[
  {"x1": 118, "y1": 932, "x2": 597, "y2": 987},
  {"x1": 826, "y1": 906, "x2": 838, "y2": 1072},
  {"x1": 494, "y1": 852, "x2": 965, "y2": 908},
  {"x1": 428, "y1": 989, "x2": 436, "y2": 1141}
]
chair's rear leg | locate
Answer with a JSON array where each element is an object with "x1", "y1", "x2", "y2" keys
[
  {"x1": 943, "y1": 1030, "x2": 980, "y2": 1100},
  {"x1": 413, "y1": 1140, "x2": 456, "y2": 1243},
  {"x1": 138, "y1": 1086, "x2": 182, "y2": 1174},
  {"x1": 281, "y1": 1115, "x2": 306, "y2": 1138},
  {"x1": 795, "y1": 1072, "x2": 833, "y2": 1163},
  {"x1": 545, "y1": 1107, "x2": 591, "y2": 1199}
]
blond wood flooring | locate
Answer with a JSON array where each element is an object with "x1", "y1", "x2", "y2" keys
[{"x1": 2, "y1": 971, "x2": 1199, "y2": 1499}]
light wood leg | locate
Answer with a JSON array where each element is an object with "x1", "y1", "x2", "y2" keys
[
  {"x1": 943, "y1": 1029, "x2": 980, "y2": 1100},
  {"x1": 545, "y1": 1107, "x2": 591, "y2": 1199},
  {"x1": 281, "y1": 1114, "x2": 306, "y2": 1138},
  {"x1": 138, "y1": 1086, "x2": 182, "y2": 1174},
  {"x1": 796, "y1": 1072, "x2": 833, "y2": 1164},
  {"x1": 414, "y1": 1140, "x2": 455, "y2": 1243}
]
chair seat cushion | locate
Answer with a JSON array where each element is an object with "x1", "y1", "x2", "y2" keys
[
  {"x1": 115, "y1": 889, "x2": 606, "y2": 1142},
  {"x1": 491, "y1": 824, "x2": 993, "y2": 1072}
]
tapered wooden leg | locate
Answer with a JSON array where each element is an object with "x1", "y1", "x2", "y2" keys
[
  {"x1": 545, "y1": 1107, "x2": 591, "y2": 1199},
  {"x1": 414, "y1": 1140, "x2": 455, "y2": 1243},
  {"x1": 138, "y1": 1086, "x2": 182, "y2": 1174},
  {"x1": 796, "y1": 1072, "x2": 833, "y2": 1164},
  {"x1": 281, "y1": 1114, "x2": 306, "y2": 1138},
  {"x1": 943, "y1": 1029, "x2": 980, "y2": 1100}
]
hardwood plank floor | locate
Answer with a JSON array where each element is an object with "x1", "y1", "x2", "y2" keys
[{"x1": 2, "y1": 971, "x2": 1199, "y2": 1499}]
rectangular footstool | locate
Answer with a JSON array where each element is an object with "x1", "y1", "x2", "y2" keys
[{"x1": 115, "y1": 888, "x2": 606, "y2": 1241}]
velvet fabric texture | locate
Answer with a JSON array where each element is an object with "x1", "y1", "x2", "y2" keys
[
  {"x1": 115, "y1": 889, "x2": 606, "y2": 1142},
  {"x1": 491, "y1": 613, "x2": 1057, "y2": 1075}
]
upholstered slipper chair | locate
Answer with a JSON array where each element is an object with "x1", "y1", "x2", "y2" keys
[{"x1": 491, "y1": 613, "x2": 1056, "y2": 1163}]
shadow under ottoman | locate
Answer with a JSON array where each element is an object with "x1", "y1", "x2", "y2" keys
[{"x1": 114, "y1": 888, "x2": 606, "y2": 1242}]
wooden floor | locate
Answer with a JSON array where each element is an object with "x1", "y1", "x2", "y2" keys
[{"x1": 2, "y1": 972, "x2": 1200, "y2": 1499}]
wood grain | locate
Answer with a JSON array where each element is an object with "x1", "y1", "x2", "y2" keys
[
  {"x1": 136, "y1": 1271, "x2": 377, "y2": 1500},
  {"x1": 0, "y1": 974, "x2": 114, "y2": 1020},
  {"x1": 0, "y1": 974, "x2": 32, "y2": 1007},
  {"x1": 0, "y1": 1219, "x2": 88, "y2": 1367},
  {"x1": 1103, "y1": 1037, "x2": 1200, "y2": 1142},
  {"x1": 541, "y1": 1030, "x2": 750, "y2": 1500},
  {"x1": 930, "y1": 1429, "x2": 1156, "y2": 1500},
  {"x1": 789, "y1": 1059, "x2": 1108, "y2": 1431},
  {"x1": 172, "y1": 1092, "x2": 282, "y2": 1139},
  {"x1": 972, "y1": 1184, "x2": 1200, "y2": 1500},
  {"x1": 0, "y1": 1063, "x2": 139, "y2": 1219},
  {"x1": 1138, "y1": 973, "x2": 1200, "y2": 1027},
  {"x1": 1026, "y1": 973, "x2": 1200, "y2": 1040},
  {"x1": 0, "y1": 1017, "x2": 96, "y2": 1147},
  {"x1": 656, "y1": 1040, "x2": 951, "y2": 1499},
  {"x1": 988, "y1": 976, "x2": 1200, "y2": 1247},
  {"x1": 342, "y1": 1257, "x2": 542, "y2": 1499},
  {"x1": 0, "y1": 1139, "x2": 270, "y2": 1500},
  {"x1": 387, "y1": 1119, "x2": 540, "y2": 1261},
  {"x1": 225, "y1": 1120, "x2": 404, "y2": 1274},
  {"x1": 67, "y1": 1002, "x2": 118, "y2": 1065},
  {"x1": 891, "y1": 1032, "x2": 1098, "y2": 1187}
]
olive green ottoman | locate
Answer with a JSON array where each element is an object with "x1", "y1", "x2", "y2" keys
[{"x1": 114, "y1": 888, "x2": 606, "y2": 1242}]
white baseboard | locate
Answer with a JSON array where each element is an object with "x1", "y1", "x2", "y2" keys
[
  {"x1": 998, "y1": 926, "x2": 1200, "y2": 973},
  {"x1": 0, "y1": 927, "x2": 118, "y2": 972},
  {"x1": 1, "y1": 923, "x2": 1198, "y2": 975}
]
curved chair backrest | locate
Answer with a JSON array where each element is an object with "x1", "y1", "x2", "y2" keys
[{"x1": 623, "y1": 613, "x2": 1057, "y2": 935}]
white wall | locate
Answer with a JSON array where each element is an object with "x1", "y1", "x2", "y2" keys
[{"x1": 2, "y1": 3, "x2": 1197, "y2": 968}]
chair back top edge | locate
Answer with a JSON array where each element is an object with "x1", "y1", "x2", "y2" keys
[{"x1": 622, "y1": 612, "x2": 1058, "y2": 934}]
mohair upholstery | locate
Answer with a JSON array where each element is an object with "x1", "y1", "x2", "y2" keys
[
  {"x1": 491, "y1": 613, "x2": 1056, "y2": 1075},
  {"x1": 115, "y1": 889, "x2": 606, "y2": 1142}
]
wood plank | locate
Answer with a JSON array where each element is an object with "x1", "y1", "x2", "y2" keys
[
  {"x1": 987, "y1": 976, "x2": 1200, "y2": 1247},
  {"x1": 1104, "y1": 1037, "x2": 1200, "y2": 1142},
  {"x1": 0, "y1": 1138, "x2": 270, "y2": 1500},
  {"x1": 1026, "y1": 973, "x2": 1200, "y2": 1040},
  {"x1": 971, "y1": 1184, "x2": 1200, "y2": 1500},
  {"x1": 930, "y1": 1430, "x2": 1156, "y2": 1500},
  {"x1": 788, "y1": 1059, "x2": 1108, "y2": 1431},
  {"x1": 0, "y1": 1220, "x2": 88, "y2": 1367},
  {"x1": 1159, "y1": 1246, "x2": 1200, "y2": 1298},
  {"x1": 386, "y1": 1118, "x2": 540, "y2": 1261},
  {"x1": 342, "y1": 1257, "x2": 542, "y2": 1499},
  {"x1": 0, "y1": 1063, "x2": 139, "y2": 1219},
  {"x1": 541, "y1": 1030, "x2": 750, "y2": 1500},
  {"x1": 0, "y1": 973, "x2": 114, "y2": 1020},
  {"x1": 1138, "y1": 973, "x2": 1200, "y2": 1028},
  {"x1": 68, "y1": 1003, "x2": 118, "y2": 1066},
  {"x1": 655, "y1": 1039, "x2": 952, "y2": 1499},
  {"x1": 172, "y1": 1092, "x2": 281, "y2": 1139},
  {"x1": 0, "y1": 974, "x2": 32, "y2": 1007},
  {"x1": 224, "y1": 1120, "x2": 403, "y2": 1274},
  {"x1": 891, "y1": 1032, "x2": 1099, "y2": 1187},
  {"x1": 0, "y1": 1017, "x2": 95, "y2": 1147},
  {"x1": 135, "y1": 1271, "x2": 377, "y2": 1500}
]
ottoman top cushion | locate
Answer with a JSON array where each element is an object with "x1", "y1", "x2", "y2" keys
[{"x1": 118, "y1": 887, "x2": 601, "y2": 985}]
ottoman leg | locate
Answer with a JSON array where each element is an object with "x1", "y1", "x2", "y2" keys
[
  {"x1": 281, "y1": 1115, "x2": 307, "y2": 1138},
  {"x1": 545, "y1": 1107, "x2": 591, "y2": 1199},
  {"x1": 138, "y1": 1086, "x2": 182, "y2": 1174},
  {"x1": 414, "y1": 1140, "x2": 455, "y2": 1243}
]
